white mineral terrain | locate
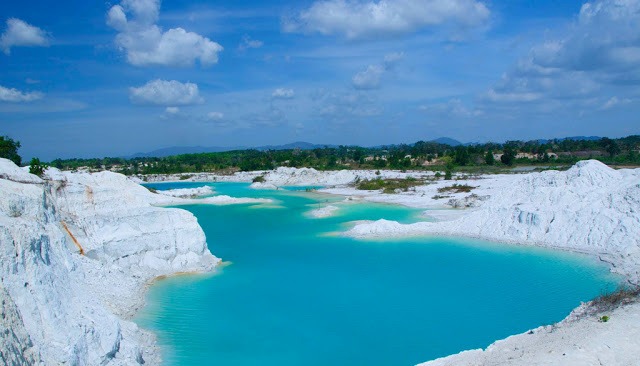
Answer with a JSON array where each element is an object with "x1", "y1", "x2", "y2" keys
[
  {"x1": 344, "y1": 161, "x2": 640, "y2": 283},
  {"x1": 243, "y1": 161, "x2": 640, "y2": 365},
  {"x1": 327, "y1": 160, "x2": 640, "y2": 365},
  {"x1": 134, "y1": 166, "x2": 433, "y2": 186},
  {"x1": 155, "y1": 185, "x2": 214, "y2": 198},
  {"x1": 0, "y1": 158, "x2": 220, "y2": 365},
  {"x1": 308, "y1": 205, "x2": 340, "y2": 218},
  {"x1": 2, "y1": 158, "x2": 639, "y2": 365}
]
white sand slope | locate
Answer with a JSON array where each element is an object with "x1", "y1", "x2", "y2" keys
[
  {"x1": 156, "y1": 186, "x2": 214, "y2": 198},
  {"x1": 345, "y1": 161, "x2": 640, "y2": 283},
  {"x1": 308, "y1": 205, "x2": 340, "y2": 218},
  {"x1": 326, "y1": 160, "x2": 640, "y2": 366},
  {"x1": 0, "y1": 159, "x2": 219, "y2": 365},
  {"x1": 3, "y1": 159, "x2": 639, "y2": 365}
]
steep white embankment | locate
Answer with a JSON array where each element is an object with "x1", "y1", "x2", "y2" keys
[
  {"x1": 346, "y1": 161, "x2": 640, "y2": 283},
  {"x1": 0, "y1": 159, "x2": 219, "y2": 365},
  {"x1": 134, "y1": 166, "x2": 434, "y2": 187},
  {"x1": 261, "y1": 167, "x2": 433, "y2": 186}
]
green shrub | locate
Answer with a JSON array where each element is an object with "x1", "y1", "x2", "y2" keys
[
  {"x1": 29, "y1": 158, "x2": 47, "y2": 177},
  {"x1": 252, "y1": 175, "x2": 266, "y2": 183},
  {"x1": 357, "y1": 178, "x2": 423, "y2": 193},
  {"x1": 437, "y1": 184, "x2": 476, "y2": 193}
]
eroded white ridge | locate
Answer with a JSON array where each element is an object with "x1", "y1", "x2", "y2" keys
[{"x1": 0, "y1": 159, "x2": 219, "y2": 365}]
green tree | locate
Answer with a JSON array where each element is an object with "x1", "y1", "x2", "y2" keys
[
  {"x1": 29, "y1": 158, "x2": 47, "y2": 177},
  {"x1": 601, "y1": 138, "x2": 621, "y2": 157},
  {"x1": 442, "y1": 156, "x2": 455, "y2": 180},
  {"x1": 501, "y1": 145, "x2": 517, "y2": 166},
  {"x1": 453, "y1": 146, "x2": 470, "y2": 166},
  {"x1": 485, "y1": 150, "x2": 495, "y2": 165},
  {"x1": 0, "y1": 136, "x2": 22, "y2": 165}
]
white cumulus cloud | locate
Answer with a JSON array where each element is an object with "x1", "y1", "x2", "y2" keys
[
  {"x1": 238, "y1": 35, "x2": 263, "y2": 51},
  {"x1": 107, "y1": 0, "x2": 223, "y2": 67},
  {"x1": 1, "y1": 18, "x2": 49, "y2": 54},
  {"x1": 352, "y1": 52, "x2": 404, "y2": 89},
  {"x1": 352, "y1": 65, "x2": 384, "y2": 89},
  {"x1": 482, "y1": 0, "x2": 640, "y2": 110},
  {"x1": 129, "y1": 79, "x2": 203, "y2": 105},
  {"x1": 0, "y1": 85, "x2": 43, "y2": 102},
  {"x1": 283, "y1": 0, "x2": 490, "y2": 40},
  {"x1": 272, "y1": 88, "x2": 295, "y2": 99}
]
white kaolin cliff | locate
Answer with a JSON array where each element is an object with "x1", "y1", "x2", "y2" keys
[{"x1": 0, "y1": 158, "x2": 219, "y2": 365}]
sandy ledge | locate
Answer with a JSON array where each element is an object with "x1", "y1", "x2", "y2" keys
[
  {"x1": 0, "y1": 159, "x2": 221, "y2": 365},
  {"x1": 311, "y1": 161, "x2": 640, "y2": 365},
  {"x1": 209, "y1": 161, "x2": 640, "y2": 365},
  {"x1": 2, "y1": 160, "x2": 638, "y2": 365}
]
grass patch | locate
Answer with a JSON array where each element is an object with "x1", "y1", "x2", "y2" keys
[
  {"x1": 356, "y1": 177, "x2": 422, "y2": 193},
  {"x1": 437, "y1": 184, "x2": 476, "y2": 194},
  {"x1": 590, "y1": 287, "x2": 640, "y2": 313}
]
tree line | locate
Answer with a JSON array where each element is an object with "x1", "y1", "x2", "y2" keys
[{"x1": 2, "y1": 134, "x2": 639, "y2": 176}]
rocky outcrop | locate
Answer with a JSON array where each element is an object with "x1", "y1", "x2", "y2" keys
[{"x1": 0, "y1": 158, "x2": 219, "y2": 365}]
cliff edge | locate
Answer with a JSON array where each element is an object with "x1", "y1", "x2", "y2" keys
[{"x1": 0, "y1": 158, "x2": 219, "y2": 365}]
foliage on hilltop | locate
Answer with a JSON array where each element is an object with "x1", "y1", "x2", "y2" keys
[
  {"x1": 45, "y1": 135, "x2": 640, "y2": 175},
  {"x1": 0, "y1": 136, "x2": 22, "y2": 165}
]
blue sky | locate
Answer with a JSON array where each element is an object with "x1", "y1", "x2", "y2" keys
[{"x1": 1, "y1": 0, "x2": 639, "y2": 160}]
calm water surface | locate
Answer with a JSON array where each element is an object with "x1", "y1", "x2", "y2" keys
[{"x1": 136, "y1": 182, "x2": 619, "y2": 366}]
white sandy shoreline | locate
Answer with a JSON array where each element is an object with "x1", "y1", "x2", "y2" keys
[
  {"x1": 132, "y1": 162, "x2": 640, "y2": 365},
  {"x1": 2, "y1": 160, "x2": 638, "y2": 365},
  {"x1": 164, "y1": 161, "x2": 638, "y2": 365}
]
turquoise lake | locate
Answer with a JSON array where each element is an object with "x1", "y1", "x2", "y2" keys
[{"x1": 136, "y1": 182, "x2": 620, "y2": 366}]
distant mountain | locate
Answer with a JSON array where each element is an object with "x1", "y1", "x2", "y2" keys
[
  {"x1": 430, "y1": 137, "x2": 462, "y2": 146},
  {"x1": 127, "y1": 141, "x2": 336, "y2": 158}
]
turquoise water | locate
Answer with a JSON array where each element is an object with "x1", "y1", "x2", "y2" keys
[{"x1": 137, "y1": 182, "x2": 619, "y2": 366}]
